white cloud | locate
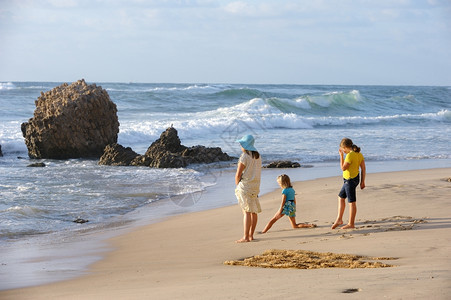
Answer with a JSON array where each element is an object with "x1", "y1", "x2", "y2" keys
[
  {"x1": 223, "y1": 1, "x2": 252, "y2": 15},
  {"x1": 222, "y1": 1, "x2": 283, "y2": 17},
  {"x1": 46, "y1": 0, "x2": 78, "y2": 8}
]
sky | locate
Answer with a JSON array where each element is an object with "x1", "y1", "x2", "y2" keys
[{"x1": 0, "y1": 0, "x2": 450, "y2": 85}]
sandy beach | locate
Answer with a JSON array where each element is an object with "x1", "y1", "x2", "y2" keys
[{"x1": 1, "y1": 167, "x2": 450, "y2": 299}]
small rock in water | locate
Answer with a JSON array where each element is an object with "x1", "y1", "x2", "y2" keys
[
  {"x1": 264, "y1": 160, "x2": 301, "y2": 168},
  {"x1": 27, "y1": 162, "x2": 46, "y2": 167},
  {"x1": 73, "y1": 217, "x2": 89, "y2": 224}
]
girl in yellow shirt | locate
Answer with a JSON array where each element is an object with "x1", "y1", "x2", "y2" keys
[{"x1": 332, "y1": 138, "x2": 366, "y2": 229}]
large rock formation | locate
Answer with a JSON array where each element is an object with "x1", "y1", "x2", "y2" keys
[
  {"x1": 21, "y1": 79, "x2": 119, "y2": 159},
  {"x1": 99, "y1": 127, "x2": 233, "y2": 168}
]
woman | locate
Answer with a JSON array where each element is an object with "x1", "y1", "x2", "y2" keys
[{"x1": 235, "y1": 134, "x2": 262, "y2": 243}]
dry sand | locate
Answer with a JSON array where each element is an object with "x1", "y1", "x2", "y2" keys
[{"x1": 1, "y1": 168, "x2": 450, "y2": 299}]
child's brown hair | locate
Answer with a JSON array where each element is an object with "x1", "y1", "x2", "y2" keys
[
  {"x1": 277, "y1": 174, "x2": 292, "y2": 189},
  {"x1": 340, "y1": 138, "x2": 361, "y2": 153}
]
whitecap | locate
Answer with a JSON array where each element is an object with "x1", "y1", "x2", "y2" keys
[
  {"x1": 0, "y1": 82, "x2": 16, "y2": 90},
  {"x1": 437, "y1": 109, "x2": 451, "y2": 121},
  {"x1": 294, "y1": 97, "x2": 313, "y2": 110},
  {"x1": 6, "y1": 205, "x2": 44, "y2": 216}
]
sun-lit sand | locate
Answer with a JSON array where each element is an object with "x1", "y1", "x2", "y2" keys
[{"x1": 1, "y1": 168, "x2": 450, "y2": 299}]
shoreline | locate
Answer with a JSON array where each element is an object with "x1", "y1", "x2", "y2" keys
[
  {"x1": 1, "y1": 162, "x2": 451, "y2": 298},
  {"x1": 0, "y1": 168, "x2": 451, "y2": 299}
]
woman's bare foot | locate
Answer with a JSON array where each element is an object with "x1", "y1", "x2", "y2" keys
[
  {"x1": 307, "y1": 223, "x2": 317, "y2": 228},
  {"x1": 341, "y1": 224, "x2": 355, "y2": 229},
  {"x1": 331, "y1": 220, "x2": 343, "y2": 229},
  {"x1": 235, "y1": 238, "x2": 250, "y2": 243}
]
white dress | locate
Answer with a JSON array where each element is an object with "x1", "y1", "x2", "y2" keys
[{"x1": 235, "y1": 152, "x2": 262, "y2": 213}]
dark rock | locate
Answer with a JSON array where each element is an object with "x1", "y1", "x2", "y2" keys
[
  {"x1": 264, "y1": 160, "x2": 301, "y2": 168},
  {"x1": 21, "y1": 79, "x2": 119, "y2": 159},
  {"x1": 145, "y1": 150, "x2": 188, "y2": 168},
  {"x1": 0, "y1": 144, "x2": 2, "y2": 157},
  {"x1": 142, "y1": 127, "x2": 233, "y2": 168},
  {"x1": 27, "y1": 162, "x2": 46, "y2": 167},
  {"x1": 130, "y1": 155, "x2": 152, "y2": 167},
  {"x1": 73, "y1": 217, "x2": 89, "y2": 224},
  {"x1": 100, "y1": 127, "x2": 233, "y2": 168},
  {"x1": 144, "y1": 126, "x2": 187, "y2": 158},
  {"x1": 99, "y1": 143, "x2": 139, "y2": 166},
  {"x1": 181, "y1": 145, "x2": 232, "y2": 164}
]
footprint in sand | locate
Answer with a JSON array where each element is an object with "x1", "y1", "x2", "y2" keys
[
  {"x1": 362, "y1": 216, "x2": 427, "y2": 232},
  {"x1": 339, "y1": 234, "x2": 353, "y2": 239}
]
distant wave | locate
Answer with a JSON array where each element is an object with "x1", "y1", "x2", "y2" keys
[
  {"x1": 0, "y1": 82, "x2": 16, "y2": 90},
  {"x1": 105, "y1": 84, "x2": 226, "y2": 93},
  {"x1": 0, "y1": 82, "x2": 58, "y2": 91},
  {"x1": 303, "y1": 90, "x2": 362, "y2": 108},
  {"x1": 212, "y1": 87, "x2": 264, "y2": 99},
  {"x1": 437, "y1": 109, "x2": 451, "y2": 120}
]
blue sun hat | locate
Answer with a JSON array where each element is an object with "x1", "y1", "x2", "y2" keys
[{"x1": 237, "y1": 134, "x2": 257, "y2": 151}]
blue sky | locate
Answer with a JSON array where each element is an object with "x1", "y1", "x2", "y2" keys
[{"x1": 1, "y1": 0, "x2": 450, "y2": 85}]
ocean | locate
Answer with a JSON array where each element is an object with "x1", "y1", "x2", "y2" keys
[{"x1": 1, "y1": 82, "x2": 450, "y2": 288}]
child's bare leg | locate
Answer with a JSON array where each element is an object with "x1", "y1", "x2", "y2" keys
[
  {"x1": 341, "y1": 202, "x2": 357, "y2": 229},
  {"x1": 236, "y1": 211, "x2": 252, "y2": 243},
  {"x1": 261, "y1": 212, "x2": 283, "y2": 233},
  {"x1": 249, "y1": 213, "x2": 258, "y2": 240},
  {"x1": 288, "y1": 216, "x2": 299, "y2": 228},
  {"x1": 332, "y1": 197, "x2": 346, "y2": 229},
  {"x1": 289, "y1": 217, "x2": 317, "y2": 228}
]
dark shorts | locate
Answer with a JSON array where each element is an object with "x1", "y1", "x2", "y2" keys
[{"x1": 338, "y1": 174, "x2": 360, "y2": 203}]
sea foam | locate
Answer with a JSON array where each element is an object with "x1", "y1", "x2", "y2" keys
[{"x1": 0, "y1": 82, "x2": 16, "y2": 90}]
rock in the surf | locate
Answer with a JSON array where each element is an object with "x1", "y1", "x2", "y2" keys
[
  {"x1": 98, "y1": 143, "x2": 140, "y2": 166},
  {"x1": 27, "y1": 162, "x2": 46, "y2": 167},
  {"x1": 73, "y1": 217, "x2": 89, "y2": 224},
  {"x1": 142, "y1": 127, "x2": 233, "y2": 168},
  {"x1": 99, "y1": 127, "x2": 233, "y2": 168},
  {"x1": 264, "y1": 160, "x2": 301, "y2": 168},
  {"x1": 21, "y1": 79, "x2": 119, "y2": 159}
]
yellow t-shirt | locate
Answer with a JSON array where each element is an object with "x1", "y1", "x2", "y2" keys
[{"x1": 343, "y1": 151, "x2": 364, "y2": 179}]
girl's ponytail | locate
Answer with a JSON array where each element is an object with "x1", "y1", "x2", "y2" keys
[{"x1": 340, "y1": 138, "x2": 361, "y2": 153}]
